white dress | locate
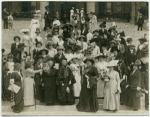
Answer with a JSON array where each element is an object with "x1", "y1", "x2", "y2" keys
[
  {"x1": 30, "y1": 19, "x2": 40, "y2": 39},
  {"x1": 80, "y1": 10, "x2": 84, "y2": 18},
  {"x1": 70, "y1": 63, "x2": 81, "y2": 97},
  {"x1": 70, "y1": 9, "x2": 74, "y2": 20},
  {"x1": 21, "y1": 35, "x2": 31, "y2": 53}
]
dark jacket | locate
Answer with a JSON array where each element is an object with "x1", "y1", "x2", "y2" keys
[
  {"x1": 54, "y1": 53, "x2": 66, "y2": 66},
  {"x1": 99, "y1": 29, "x2": 107, "y2": 37},
  {"x1": 2, "y1": 10, "x2": 8, "y2": 20},
  {"x1": 138, "y1": 18, "x2": 144, "y2": 25}
]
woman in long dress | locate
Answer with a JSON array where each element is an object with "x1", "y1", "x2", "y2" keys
[
  {"x1": 103, "y1": 60, "x2": 121, "y2": 112},
  {"x1": 30, "y1": 14, "x2": 40, "y2": 39},
  {"x1": 77, "y1": 58, "x2": 99, "y2": 112},
  {"x1": 42, "y1": 59, "x2": 57, "y2": 105},
  {"x1": 70, "y1": 57, "x2": 81, "y2": 97},
  {"x1": 23, "y1": 61, "x2": 42, "y2": 106},
  {"x1": 10, "y1": 63, "x2": 24, "y2": 113}
]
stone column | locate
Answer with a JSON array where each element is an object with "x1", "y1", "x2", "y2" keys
[
  {"x1": 87, "y1": 2, "x2": 95, "y2": 14},
  {"x1": 40, "y1": 1, "x2": 49, "y2": 18},
  {"x1": 130, "y1": 2, "x2": 136, "y2": 24}
]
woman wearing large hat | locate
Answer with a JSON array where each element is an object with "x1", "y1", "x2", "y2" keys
[
  {"x1": 30, "y1": 14, "x2": 40, "y2": 39},
  {"x1": 39, "y1": 48, "x2": 51, "y2": 63},
  {"x1": 77, "y1": 57, "x2": 99, "y2": 112},
  {"x1": 46, "y1": 42, "x2": 57, "y2": 58},
  {"x1": 103, "y1": 60, "x2": 121, "y2": 112},
  {"x1": 137, "y1": 38, "x2": 148, "y2": 59},
  {"x1": 127, "y1": 60, "x2": 142, "y2": 111}
]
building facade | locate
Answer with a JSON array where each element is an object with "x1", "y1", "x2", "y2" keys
[{"x1": 2, "y1": 1, "x2": 148, "y2": 23}]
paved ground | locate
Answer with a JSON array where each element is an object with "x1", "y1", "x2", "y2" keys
[{"x1": 2, "y1": 101, "x2": 149, "y2": 116}]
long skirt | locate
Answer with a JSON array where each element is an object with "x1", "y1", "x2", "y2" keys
[
  {"x1": 97, "y1": 79, "x2": 105, "y2": 98},
  {"x1": 103, "y1": 82, "x2": 120, "y2": 110},
  {"x1": 128, "y1": 89, "x2": 140, "y2": 109},
  {"x1": 12, "y1": 88, "x2": 24, "y2": 113},
  {"x1": 24, "y1": 77, "x2": 35, "y2": 106},
  {"x1": 73, "y1": 73, "x2": 81, "y2": 97}
]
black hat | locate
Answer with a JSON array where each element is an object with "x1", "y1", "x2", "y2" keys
[
  {"x1": 62, "y1": 25, "x2": 68, "y2": 30},
  {"x1": 99, "y1": 23, "x2": 106, "y2": 28},
  {"x1": 47, "y1": 34, "x2": 53, "y2": 37},
  {"x1": 79, "y1": 35, "x2": 86, "y2": 41},
  {"x1": 36, "y1": 42, "x2": 42, "y2": 47},
  {"x1": 39, "y1": 48, "x2": 49, "y2": 55},
  {"x1": 45, "y1": 6, "x2": 49, "y2": 10},
  {"x1": 119, "y1": 31, "x2": 125, "y2": 37},
  {"x1": 93, "y1": 30, "x2": 99, "y2": 34},
  {"x1": 14, "y1": 36, "x2": 21, "y2": 41},
  {"x1": 139, "y1": 38, "x2": 147, "y2": 42},
  {"x1": 2, "y1": 49, "x2": 5, "y2": 54},
  {"x1": 126, "y1": 38, "x2": 133, "y2": 43},
  {"x1": 83, "y1": 57, "x2": 94, "y2": 65}
]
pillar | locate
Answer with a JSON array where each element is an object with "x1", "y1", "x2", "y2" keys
[
  {"x1": 40, "y1": 1, "x2": 49, "y2": 18},
  {"x1": 87, "y1": 2, "x2": 95, "y2": 14},
  {"x1": 130, "y1": 2, "x2": 136, "y2": 24}
]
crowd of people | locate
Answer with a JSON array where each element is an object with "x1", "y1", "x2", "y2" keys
[{"x1": 2, "y1": 6, "x2": 149, "y2": 114}]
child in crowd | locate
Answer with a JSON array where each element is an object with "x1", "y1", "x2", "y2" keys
[
  {"x1": 137, "y1": 14, "x2": 144, "y2": 31},
  {"x1": 8, "y1": 12, "x2": 13, "y2": 29}
]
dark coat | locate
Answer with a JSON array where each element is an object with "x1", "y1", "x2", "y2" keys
[
  {"x1": 11, "y1": 43, "x2": 22, "y2": 63},
  {"x1": 44, "y1": 11, "x2": 53, "y2": 29},
  {"x1": 56, "y1": 65, "x2": 76, "y2": 105},
  {"x1": 76, "y1": 66, "x2": 99, "y2": 112},
  {"x1": 43, "y1": 68, "x2": 57, "y2": 104},
  {"x1": 2, "y1": 10, "x2": 8, "y2": 20},
  {"x1": 10, "y1": 72, "x2": 24, "y2": 112},
  {"x1": 137, "y1": 18, "x2": 144, "y2": 25},
  {"x1": 136, "y1": 44, "x2": 148, "y2": 60},
  {"x1": 54, "y1": 53, "x2": 66, "y2": 66},
  {"x1": 99, "y1": 29, "x2": 107, "y2": 37}
]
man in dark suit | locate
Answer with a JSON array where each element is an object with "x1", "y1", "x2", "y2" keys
[
  {"x1": 11, "y1": 36, "x2": 22, "y2": 63},
  {"x1": 2, "y1": 7, "x2": 8, "y2": 29},
  {"x1": 44, "y1": 6, "x2": 53, "y2": 31},
  {"x1": 81, "y1": 24, "x2": 88, "y2": 37}
]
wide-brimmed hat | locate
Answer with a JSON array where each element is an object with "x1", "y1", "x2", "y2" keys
[
  {"x1": 127, "y1": 38, "x2": 133, "y2": 42},
  {"x1": 131, "y1": 60, "x2": 141, "y2": 66},
  {"x1": 79, "y1": 35, "x2": 86, "y2": 41},
  {"x1": 18, "y1": 43, "x2": 27, "y2": 49},
  {"x1": 14, "y1": 63, "x2": 21, "y2": 70},
  {"x1": 46, "y1": 42, "x2": 54, "y2": 48},
  {"x1": 57, "y1": 46, "x2": 64, "y2": 51},
  {"x1": 14, "y1": 36, "x2": 21, "y2": 41},
  {"x1": 93, "y1": 30, "x2": 99, "y2": 34},
  {"x1": 119, "y1": 31, "x2": 125, "y2": 37},
  {"x1": 39, "y1": 48, "x2": 49, "y2": 55},
  {"x1": 20, "y1": 29, "x2": 30, "y2": 33},
  {"x1": 83, "y1": 57, "x2": 94, "y2": 64},
  {"x1": 35, "y1": 28, "x2": 41, "y2": 33},
  {"x1": 128, "y1": 44, "x2": 136, "y2": 48},
  {"x1": 36, "y1": 42, "x2": 42, "y2": 47},
  {"x1": 37, "y1": 55, "x2": 43, "y2": 60},
  {"x1": 47, "y1": 33, "x2": 53, "y2": 37},
  {"x1": 139, "y1": 38, "x2": 147, "y2": 42},
  {"x1": 45, "y1": 6, "x2": 49, "y2": 10},
  {"x1": 99, "y1": 23, "x2": 106, "y2": 28},
  {"x1": 107, "y1": 60, "x2": 119, "y2": 67},
  {"x1": 140, "y1": 57, "x2": 149, "y2": 64},
  {"x1": 109, "y1": 40, "x2": 116, "y2": 44}
]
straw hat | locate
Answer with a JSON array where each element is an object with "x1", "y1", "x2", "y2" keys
[{"x1": 20, "y1": 29, "x2": 30, "y2": 33}]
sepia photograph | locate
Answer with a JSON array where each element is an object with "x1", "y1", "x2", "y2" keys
[{"x1": 1, "y1": 1, "x2": 149, "y2": 116}]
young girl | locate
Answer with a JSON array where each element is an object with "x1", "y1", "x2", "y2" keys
[
  {"x1": 33, "y1": 28, "x2": 43, "y2": 48},
  {"x1": 30, "y1": 14, "x2": 40, "y2": 39},
  {"x1": 8, "y1": 12, "x2": 13, "y2": 29},
  {"x1": 20, "y1": 29, "x2": 31, "y2": 54}
]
